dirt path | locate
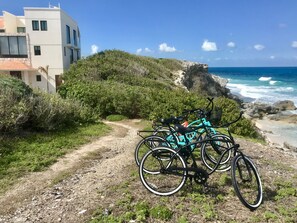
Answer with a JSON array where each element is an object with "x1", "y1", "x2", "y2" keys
[{"x1": 0, "y1": 120, "x2": 143, "y2": 223}]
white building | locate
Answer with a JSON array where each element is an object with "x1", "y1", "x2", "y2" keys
[{"x1": 0, "y1": 6, "x2": 80, "y2": 92}]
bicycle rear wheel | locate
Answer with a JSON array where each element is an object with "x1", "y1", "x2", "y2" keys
[
  {"x1": 231, "y1": 154, "x2": 263, "y2": 210},
  {"x1": 134, "y1": 135, "x2": 170, "y2": 166},
  {"x1": 139, "y1": 147, "x2": 187, "y2": 196},
  {"x1": 201, "y1": 134, "x2": 233, "y2": 172}
]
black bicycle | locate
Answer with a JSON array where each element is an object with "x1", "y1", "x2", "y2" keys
[{"x1": 139, "y1": 112, "x2": 263, "y2": 210}]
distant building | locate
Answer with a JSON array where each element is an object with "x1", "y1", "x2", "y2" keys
[{"x1": 0, "y1": 6, "x2": 81, "y2": 92}]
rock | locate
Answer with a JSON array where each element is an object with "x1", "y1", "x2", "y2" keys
[
  {"x1": 273, "y1": 100, "x2": 296, "y2": 111},
  {"x1": 244, "y1": 102, "x2": 279, "y2": 118},
  {"x1": 211, "y1": 74, "x2": 228, "y2": 88},
  {"x1": 182, "y1": 64, "x2": 230, "y2": 97}
]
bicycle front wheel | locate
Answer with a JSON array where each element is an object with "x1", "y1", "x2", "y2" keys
[
  {"x1": 231, "y1": 154, "x2": 263, "y2": 210},
  {"x1": 139, "y1": 147, "x2": 187, "y2": 196},
  {"x1": 134, "y1": 135, "x2": 170, "y2": 166}
]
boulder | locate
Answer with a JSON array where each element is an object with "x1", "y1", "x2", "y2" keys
[
  {"x1": 244, "y1": 102, "x2": 279, "y2": 118},
  {"x1": 273, "y1": 100, "x2": 296, "y2": 111}
]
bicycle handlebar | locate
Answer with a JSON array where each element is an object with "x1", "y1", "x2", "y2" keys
[
  {"x1": 216, "y1": 111, "x2": 243, "y2": 128},
  {"x1": 154, "y1": 98, "x2": 215, "y2": 127},
  {"x1": 182, "y1": 97, "x2": 214, "y2": 118},
  {"x1": 157, "y1": 115, "x2": 184, "y2": 125}
]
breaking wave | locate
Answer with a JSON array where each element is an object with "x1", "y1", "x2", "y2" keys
[{"x1": 259, "y1": 76, "x2": 272, "y2": 81}]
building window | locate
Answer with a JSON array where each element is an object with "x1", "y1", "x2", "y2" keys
[
  {"x1": 64, "y1": 47, "x2": 66, "y2": 56},
  {"x1": 32, "y1": 20, "x2": 39, "y2": 31},
  {"x1": 40, "y1": 21, "x2": 47, "y2": 31},
  {"x1": 0, "y1": 29, "x2": 5, "y2": 33},
  {"x1": 0, "y1": 36, "x2": 28, "y2": 58},
  {"x1": 36, "y1": 75, "x2": 42, "y2": 82},
  {"x1": 8, "y1": 36, "x2": 18, "y2": 55},
  {"x1": 73, "y1": 29, "x2": 77, "y2": 46},
  {"x1": 66, "y1": 25, "x2": 71, "y2": 44},
  {"x1": 34, "y1": 46, "x2": 41, "y2": 55},
  {"x1": 17, "y1": 27, "x2": 26, "y2": 33}
]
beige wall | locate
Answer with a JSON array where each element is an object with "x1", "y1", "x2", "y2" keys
[{"x1": 1, "y1": 7, "x2": 80, "y2": 93}]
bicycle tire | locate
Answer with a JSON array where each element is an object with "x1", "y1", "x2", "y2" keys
[
  {"x1": 139, "y1": 147, "x2": 187, "y2": 196},
  {"x1": 231, "y1": 154, "x2": 263, "y2": 210},
  {"x1": 201, "y1": 134, "x2": 233, "y2": 172},
  {"x1": 134, "y1": 135, "x2": 170, "y2": 166}
]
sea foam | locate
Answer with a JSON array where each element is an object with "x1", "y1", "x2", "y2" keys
[{"x1": 259, "y1": 76, "x2": 272, "y2": 81}]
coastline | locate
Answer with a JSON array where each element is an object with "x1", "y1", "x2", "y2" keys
[
  {"x1": 208, "y1": 69, "x2": 297, "y2": 152},
  {"x1": 254, "y1": 117, "x2": 297, "y2": 154},
  {"x1": 241, "y1": 101, "x2": 297, "y2": 154}
]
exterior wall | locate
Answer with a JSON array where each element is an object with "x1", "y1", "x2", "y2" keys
[
  {"x1": 60, "y1": 10, "x2": 81, "y2": 68},
  {"x1": 0, "y1": 7, "x2": 80, "y2": 93},
  {"x1": 2, "y1": 11, "x2": 17, "y2": 33},
  {"x1": 24, "y1": 8, "x2": 63, "y2": 93}
]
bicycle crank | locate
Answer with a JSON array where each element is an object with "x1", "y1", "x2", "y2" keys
[{"x1": 194, "y1": 168, "x2": 208, "y2": 184}]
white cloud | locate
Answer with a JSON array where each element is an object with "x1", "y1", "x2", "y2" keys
[
  {"x1": 254, "y1": 44, "x2": 265, "y2": 51},
  {"x1": 136, "y1": 48, "x2": 142, "y2": 54},
  {"x1": 136, "y1": 47, "x2": 152, "y2": 54},
  {"x1": 227, "y1": 42, "x2": 236, "y2": 48},
  {"x1": 292, "y1": 41, "x2": 297, "y2": 48},
  {"x1": 270, "y1": 56, "x2": 275, "y2": 59},
  {"x1": 91, "y1": 44, "x2": 99, "y2": 54},
  {"x1": 144, "y1": 47, "x2": 152, "y2": 53},
  {"x1": 159, "y1": 43, "x2": 177, "y2": 52},
  {"x1": 201, "y1": 40, "x2": 218, "y2": 51}
]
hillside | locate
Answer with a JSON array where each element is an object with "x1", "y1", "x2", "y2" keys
[{"x1": 59, "y1": 50, "x2": 257, "y2": 138}]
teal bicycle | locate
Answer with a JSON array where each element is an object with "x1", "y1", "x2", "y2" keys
[{"x1": 134, "y1": 98, "x2": 232, "y2": 171}]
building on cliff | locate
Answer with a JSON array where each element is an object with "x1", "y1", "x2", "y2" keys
[{"x1": 0, "y1": 6, "x2": 80, "y2": 92}]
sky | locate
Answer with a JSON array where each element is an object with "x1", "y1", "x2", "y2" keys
[{"x1": 1, "y1": 0, "x2": 297, "y2": 67}]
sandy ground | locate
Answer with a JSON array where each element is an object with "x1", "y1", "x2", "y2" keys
[{"x1": 255, "y1": 117, "x2": 297, "y2": 149}]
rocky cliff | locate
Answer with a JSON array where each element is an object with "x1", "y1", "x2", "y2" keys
[{"x1": 181, "y1": 63, "x2": 230, "y2": 97}]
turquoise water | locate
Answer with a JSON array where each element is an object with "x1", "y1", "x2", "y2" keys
[{"x1": 209, "y1": 67, "x2": 297, "y2": 105}]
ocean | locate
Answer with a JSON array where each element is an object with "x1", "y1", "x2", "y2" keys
[
  {"x1": 209, "y1": 67, "x2": 297, "y2": 148},
  {"x1": 208, "y1": 67, "x2": 297, "y2": 106}
]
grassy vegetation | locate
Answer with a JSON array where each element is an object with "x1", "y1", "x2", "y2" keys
[
  {"x1": 0, "y1": 122, "x2": 110, "y2": 194},
  {"x1": 89, "y1": 158, "x2": 297, "y2": 223},
  {"x1": 106, "y1": 114, "x2": 128, "y2": 121}
]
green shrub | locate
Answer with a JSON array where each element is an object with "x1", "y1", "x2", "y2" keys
[
  {"x1": 0, "y1": 88, "x2": 32, "y2": 132},
  {"x1": 0, "y1": 75, "x2": 97, "y2": 133},
  {"x1": 27, "y1": 91, "x2": 97, "y2": 131},
  {"x1": 0, "y1": 74, "x2": 33, "y2": 98}
]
